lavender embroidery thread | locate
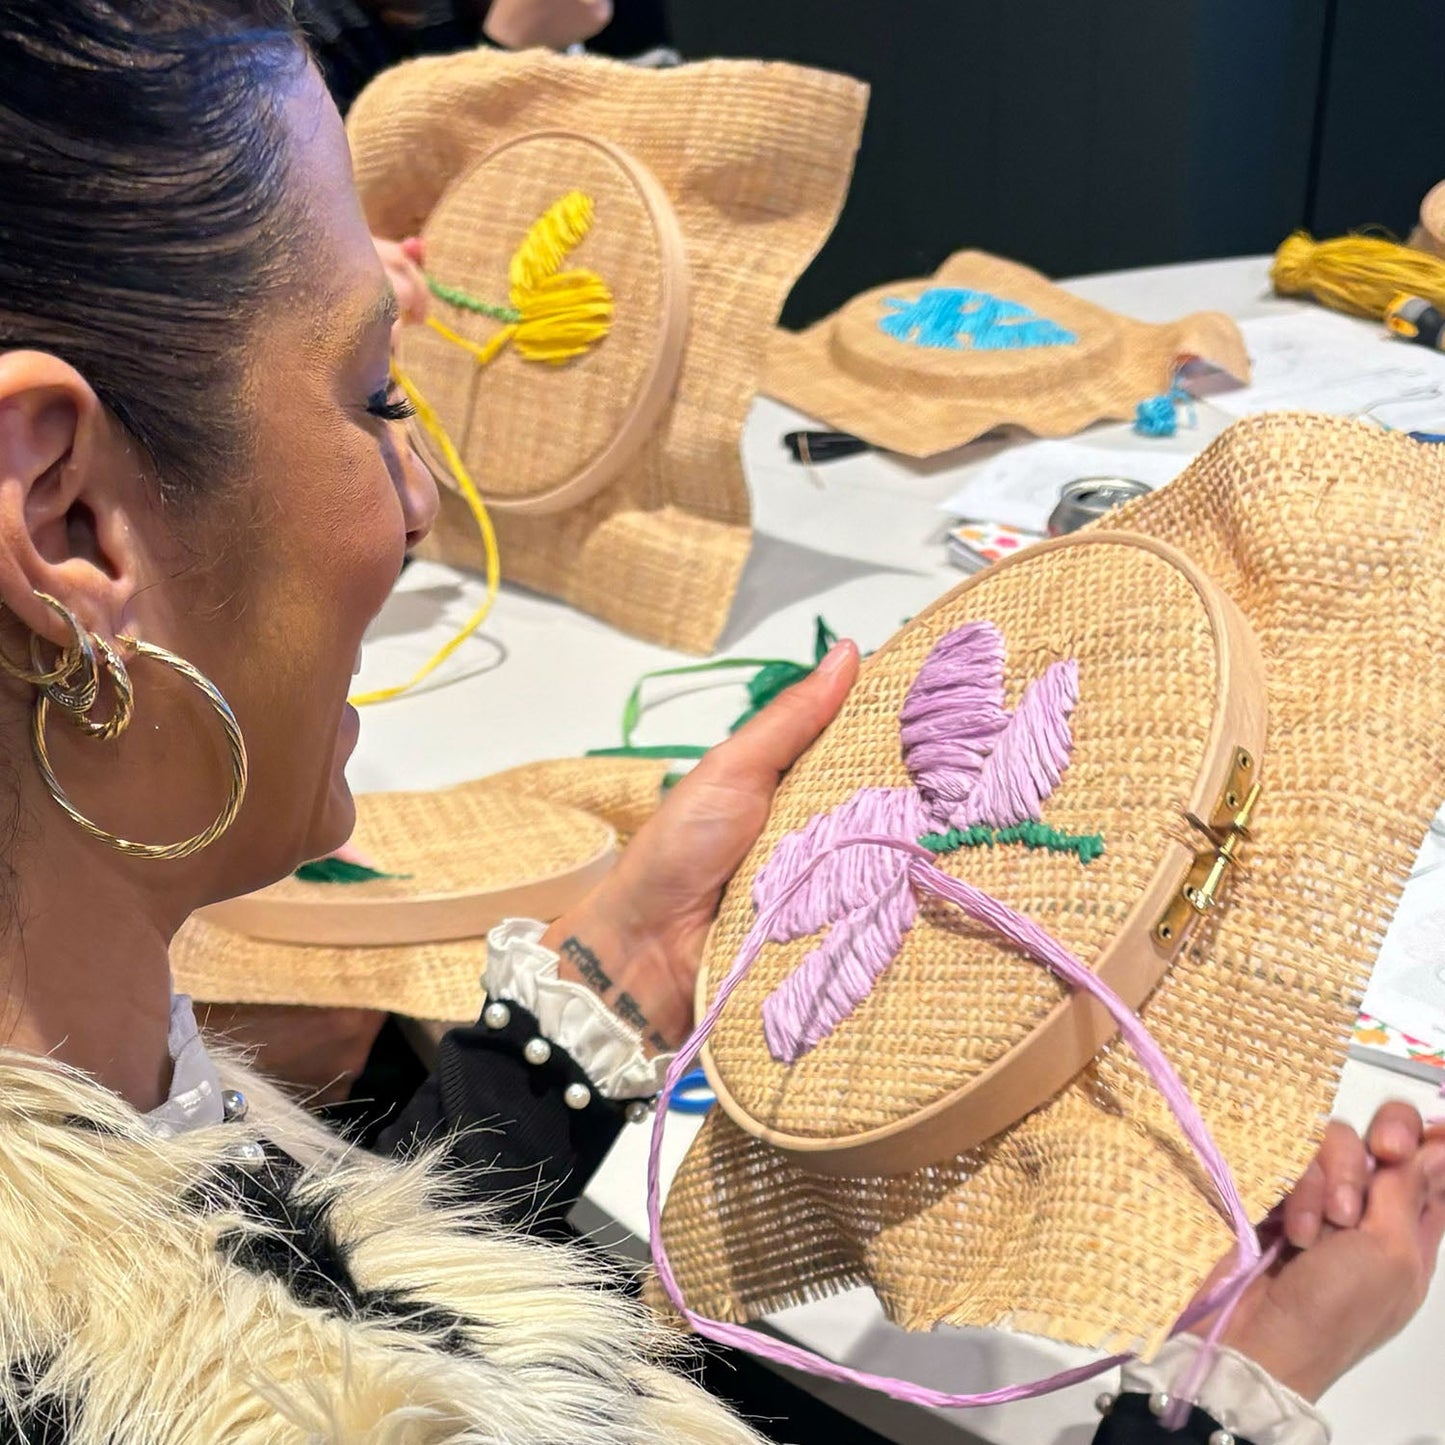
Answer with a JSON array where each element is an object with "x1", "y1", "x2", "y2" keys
[
  {"x1": 758, "y1": 623, "x2": 1082, "y2": 1063},
  {"x1": 951, "y1": 659, "x2": 1078, "y2": 829},
  {"x1": 898, "y1": 622, "x2": 1008, "y2": 813},
  {"x1": 757, "y1": 788, "x2": 929, "y2": 1062},
  {"x1": 647, "y1": 835, "x2": 1267, "y2": 1412}
]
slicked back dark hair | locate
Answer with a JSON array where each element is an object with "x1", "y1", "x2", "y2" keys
[{"x1": 0, "y1": 2, "x2": 308, "y2": 500}]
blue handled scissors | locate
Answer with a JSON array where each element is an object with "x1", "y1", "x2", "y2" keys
[{"x1": 668, "y1": 1067, "x2": 716, "y2": 1115}]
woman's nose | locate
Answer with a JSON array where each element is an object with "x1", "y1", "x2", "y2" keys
[{"x1": 399, "y1": 439, "x2": 440, "y2": 552}]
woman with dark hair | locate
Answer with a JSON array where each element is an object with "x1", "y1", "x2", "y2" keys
[{"x1": 0, "y1": 5, "x2": 1437, "y2": 1441}]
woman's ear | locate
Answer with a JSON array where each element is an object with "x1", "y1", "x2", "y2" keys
[{"x1": 0, "y1": 350, "x2": 150, "y2": 648}]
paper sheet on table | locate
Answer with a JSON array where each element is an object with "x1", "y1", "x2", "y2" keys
[
  {"x1": 1362, "y1": 807, "x2": 1445, "y2": 1049},
  {"x1": 1213, "y1": 311, "x2": 1445, "y2": 423},
  {"x1": 937, "y1": 441, "x2": 1193, "y2": 533}
]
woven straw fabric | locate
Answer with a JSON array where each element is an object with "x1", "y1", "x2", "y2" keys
[
  {"x1": 403, "y1": 133, "x2": 676, "y2": 510},
  {"x1": 172, "y1": 784, "x2": 613, "y2": 1021},
  {"x1": 763, "y1": 251, "x2": 1250, "y2": 459},
  {"x1": 660, "y1": 412, "x2": 1445, "y2": 1353},
  {"x1": 482, "y1": 756, "x2": 669, "y2": 844},
  {"x1": 347, "y1": 51, "x2": 868, "y2": 654},
  {"x1": 704, "y1": 542, "x2": 1219, "y2": 1138}
]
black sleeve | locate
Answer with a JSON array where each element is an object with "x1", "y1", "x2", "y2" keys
[
  {"x1": 290, "y1": 0, "x2": 487, "y2": 115},
  {"x1": 375, "y1": 1001, "x2": 626, "y2": 1239},
  {"x1": 1094, "y1": 1392, "x2": 1251, "y2": 1444}
]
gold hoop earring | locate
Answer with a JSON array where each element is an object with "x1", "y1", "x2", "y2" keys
[
  {"x1": 55, "y1": 632, "x2": 134, "y2": 741},
  {"x1": 0, "y1": 592, "x2": 96, "y2": 692},
  {"x1": 32, "y1": 636, "x2": 248, "y2": 861}
]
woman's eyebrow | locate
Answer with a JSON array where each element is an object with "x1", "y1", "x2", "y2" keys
[{"x1": 345, "y1": 287, "x2": 400, "y2": 353}]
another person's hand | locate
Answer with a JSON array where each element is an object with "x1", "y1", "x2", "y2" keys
[
  {"x1": 373, "y1": 235, "x2": 428, "y2": 339},
  {"x1": 483, "y1": 0, "x2": 613, "y2": 50},
  {"x1": 542, "y1": 641, "x2": 859, "y2": 1051},
  {"x1": 1210, "y1": 1102, "x2": 1445, "y2": 1401}
]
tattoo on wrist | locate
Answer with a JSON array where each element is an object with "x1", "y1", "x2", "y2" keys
[
  {"x1": 615, "y1": 991, "x2": 647, "y2": 1031},
  {"x1": 560, "y1": 936, "x2": 612, "y2": 995},
  {"x1": 560, "y1": 938, "x2": 675, "y2": 1053},
  {"x1": 616, "y1": 993, "x2": 675, "y2": 1054}
]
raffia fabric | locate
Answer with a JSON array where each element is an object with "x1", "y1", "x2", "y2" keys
[
  {"x1": 480, "y1": 755, "x2": 671, "y2": 844},
  {"x1": 172, "y1": 779, "x2": 619, "y2": 1021},
  {"x1": 347, "y1": 50, "x2": 868, "y2": 654},
  {"x1": 659, "y1": 412, "x2": 1445, "y2": 1353},
  {"x1": 763, "y1": 250, "x2": 1250, "y2": 459}
]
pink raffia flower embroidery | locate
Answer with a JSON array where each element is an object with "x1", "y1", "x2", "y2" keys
[{"x1": 756, "y1": 621, "x2": 1083, "y2": 1063}]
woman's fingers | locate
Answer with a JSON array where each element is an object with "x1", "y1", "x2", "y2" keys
[
  {"x1": 1362, "y1": 1143, "x2": 1445, "y2": 1246},
  {"x1": 1417, "y1": 1144, "x2": 1445, "y2": 1263},
  {"x1": 1367, "y1": 1101, "x2": 1426, "y2": 1164},
  {"x1": 709, "y1": 641, "x2": 858, "y2": 783},
  {"x1": 1283, "y1": 1160, "x2": 1328, "y2": 1250},
  {"x1": 1318, "y1": 1120, "x2": 1371, "y2": 1230},
  {"x1": 373, "y1": 235, "x2": 429, "y2": 327}
]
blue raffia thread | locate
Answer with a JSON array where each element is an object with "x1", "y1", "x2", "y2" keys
[
  {"x1": 1134, "y1": 379, "x2": 1197, "y2": 438},
  {"x1": 1134, "y1": 392, "x2": 1179, "y2": 437}
]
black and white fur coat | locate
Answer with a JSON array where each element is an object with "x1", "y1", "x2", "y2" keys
[{"x1": 0, "y1": 1050, "x2": 761, "y2": 1444}]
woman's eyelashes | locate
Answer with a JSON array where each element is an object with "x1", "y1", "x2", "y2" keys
[{"x1": 365, "y1": 386, "x2": 417, "y2": 424}]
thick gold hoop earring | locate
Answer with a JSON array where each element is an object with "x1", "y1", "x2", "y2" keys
[
  {"x1": 56, "y1": 632, "x2": 134, "y2": 741},
  {"x1": 0, "y1": 592, "x2": 96, "y2": 692},
  {"x1": 32, "y1": 636, "x2": 248, "y2": 861}
]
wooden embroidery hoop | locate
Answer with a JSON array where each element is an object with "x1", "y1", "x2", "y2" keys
[
  {"x1": 405, "y1": 130, "x2": 691, "y2": 517},
  {"x1": 699, "y1": 531, "x2": 1267, "y2": 1177},
  {"x1": 198, "y1": 789, "x2": 618, "y2": 949}
]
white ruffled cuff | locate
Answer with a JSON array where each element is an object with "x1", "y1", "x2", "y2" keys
[
  {"x1": 483, "y1": 920, "x2": 674, "y2": 1101},
  {"x1": 1120, "y1": 1335, "x2": 1330, "y2": 1445}
]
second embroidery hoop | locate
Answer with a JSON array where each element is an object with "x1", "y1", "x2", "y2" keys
[
  {"x1": 698, "y1": 531, "x2": 1266, "y2": 1176},
  {"x1": 401, "y1": 130, "x2": 691, "y2": 516},
  {"x1": 197, "y1": 783, "x2": 617, "y2": 951}
]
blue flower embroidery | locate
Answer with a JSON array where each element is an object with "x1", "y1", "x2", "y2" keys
[{"x1": 879, "y1": 287, "x2": 1077, "y2": 351}]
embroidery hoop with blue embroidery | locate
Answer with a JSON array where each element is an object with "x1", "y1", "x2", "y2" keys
[
  {"x1": 878, "y1": 286, "x2": 1078, "y2": 351},
  {"x1": 762, "y1": 249, "x2": 1251, "y2": 457}
]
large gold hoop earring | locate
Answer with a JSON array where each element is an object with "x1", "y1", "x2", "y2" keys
[
  {"x1": 32, "y1": 636, "x2": 248, "y2": 861},
  {"x1": 0, "y1": 592, "x2": 96, "y2": 692}
]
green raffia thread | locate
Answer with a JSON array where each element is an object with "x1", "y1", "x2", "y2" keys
[
  {"x1": 294, "y1": 858, "x2": 409, "y2": 884},
  {"x1": 919, "y1": 821, "x2": 1106, "y2": 864},
  {"x1": 585, "y1": 616, "x2": 841, "y2": 763},
  {"x1": 426, "y1": 276, "x2": 520, "y2": 324}
]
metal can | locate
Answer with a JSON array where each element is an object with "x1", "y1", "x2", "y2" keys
[{"x1": 1047, "y1": 476, "x2": 1154, "y2": 536}]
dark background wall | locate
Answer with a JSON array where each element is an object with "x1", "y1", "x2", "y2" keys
[{"x1": 671, "y1": 0, "x2": 1445, "y2": 327}]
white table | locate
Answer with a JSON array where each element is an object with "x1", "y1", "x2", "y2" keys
[{"x1": 350, "y1": 255, "x2": 1445, "y2": 1445}]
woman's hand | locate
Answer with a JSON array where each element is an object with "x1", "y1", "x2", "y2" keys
[
  {"x1": 483, "y1": 0, "x2": 613, "y2": 50},
  {"x1": 373, "y1": 235, "x2": 428, "y2": 340},
  {"x1": 1209, "y1": 1102, "x2": 1445, "y2": 1401},
  {"x1": 542, "y1": 641, "x2": 859, "y2": 1051}
]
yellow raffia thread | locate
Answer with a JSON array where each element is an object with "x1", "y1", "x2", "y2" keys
[
  {"x1": 352, "y1": 196, "x2": 609, "y2": 705},
  {"x1": 1272, "y1": 230, "x2": 1445, "y2": 321},
  {"x1": 507, "y1": 190, "x2": 613, "y2": 363},
  {"x1": 427, "y1": 314, "x2": 515, "y2": 369},
  {"x1": 348, "y1": 365, "x2": 500, "y2": 708},
  {"x1": 428, "y1": 191, "x2": 614, "y2": 368}
]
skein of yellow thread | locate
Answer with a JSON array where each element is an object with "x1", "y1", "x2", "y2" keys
[
  {"x1": 1272, "y1": 230, "x2": 1445, "y2": 321},
  {"x1": 348, "y1": 366, "x2": 501, "y2": 709}
]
